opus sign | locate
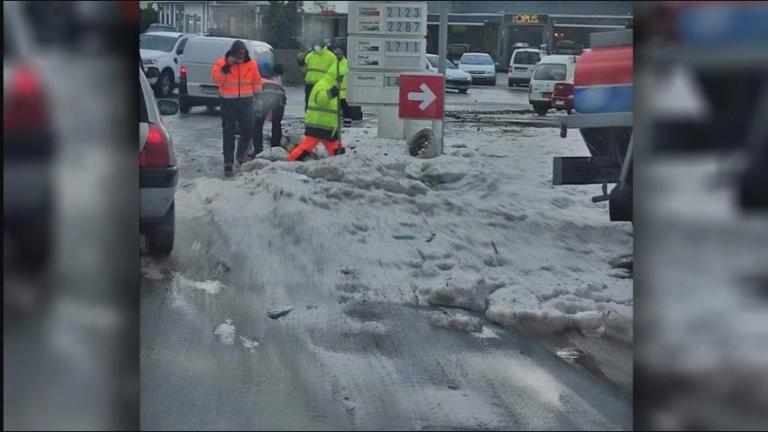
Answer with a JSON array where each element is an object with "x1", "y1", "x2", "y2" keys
[{"x1": 505, "y1": 14, "x2": 548, "y2": 25}]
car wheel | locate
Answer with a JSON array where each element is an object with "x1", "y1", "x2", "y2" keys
[
  {"x1": 458, "y1": 88, "x2": 468, "y2": 94},
  {"x1": 145, "y1": 201, "x2": 175, "y2": 256},
  {"x1": 179, "y1": 97, "x2": 191, "y2": 114},
  {"x1": 155, "y1": 69, "x2": 174, "y2": 98},
  {"x1": 508, "y1": 79, "x2": 514, "y2": 87}
]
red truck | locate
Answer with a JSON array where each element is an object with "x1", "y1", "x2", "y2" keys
[{"x1": 553, "y1": 30, "x2": 633, "y2": 221}]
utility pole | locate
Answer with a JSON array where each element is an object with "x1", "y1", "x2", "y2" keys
[{"x1": 437, "y1": 1, "x2": 449, "y2": 154}]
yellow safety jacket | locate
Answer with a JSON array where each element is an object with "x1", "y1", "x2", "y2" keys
[
  {"x1": 305, "y1": 65, "x2": 341, "y2": 141},
  {"x1": 304, "y1": 46, "x2": 336, "y2": 85}
]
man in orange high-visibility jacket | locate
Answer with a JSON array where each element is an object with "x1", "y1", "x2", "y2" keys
[{"x1": 211, "y1": 40, "x2": 262, "y2": 176}]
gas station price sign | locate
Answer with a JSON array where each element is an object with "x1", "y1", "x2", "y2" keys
[{"x1": 350, "y1": 2, "x2": 428, "y2": 36}]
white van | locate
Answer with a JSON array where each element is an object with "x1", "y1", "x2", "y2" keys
[
  {"x1": 507, "y1": 48, "x2": 541, "y2": 87},
  {"x1": 178, "y1": 36, "x2": 280, "y2": 113},
  {"x1": 528, "y1": 54, "x2": 578, "y2": 116}
]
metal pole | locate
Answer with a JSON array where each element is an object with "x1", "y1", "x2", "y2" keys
[{"x1": 437, "y1": 2, "x2": 448, "y2": 155}]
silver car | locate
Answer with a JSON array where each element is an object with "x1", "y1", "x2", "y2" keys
[
  {"x1": 425, "y1": 54, "x2": 472, "y2": 94},
  {"x1": 139, "y1": 68, "x2": 179, "y2": 255}
]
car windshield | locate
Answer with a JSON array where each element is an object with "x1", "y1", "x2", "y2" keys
[
  {"x1": 514, "y1": 51, "x2": 540, "y2": 65},
  {"x1": 427, "y1": 56, "x2": 457, "y2": 69},
  {"x1": 140, "y1": 35, "x2": 177, "y2": 52},
  {"x1": 534, "y1": 63, "x2": 567, "y2": 81},
  {"x1": 461, "y1": 54, "x2": 492, "y2": 65}
]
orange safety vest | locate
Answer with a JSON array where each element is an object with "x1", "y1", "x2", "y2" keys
[{"x1": 211, "y1": 56, "x2": 263, "y2": 99}]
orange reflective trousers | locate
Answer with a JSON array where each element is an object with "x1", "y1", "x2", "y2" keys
[{"x1": 287, "y1": 136, "x2": 343, "y2": 161}]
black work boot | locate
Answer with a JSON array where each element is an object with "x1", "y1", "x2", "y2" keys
[{"x1": 224, "y1": 164, "x2": 234, "y2": 177}]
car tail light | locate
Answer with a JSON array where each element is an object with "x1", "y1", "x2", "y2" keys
[
  {"x1": 139, "y1": 122, "x2": 170, "y2": 167},
  {"x1": 3, "y1": 64, "x2": 49, "y2": 134},
  {"x1": 179, "y1": 66, "x2": 188, "y2": 94},
  {"x1": 553, "y1": 82, "x2": 574, "y2": 98}
]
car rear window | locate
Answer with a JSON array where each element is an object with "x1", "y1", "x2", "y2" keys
[
  {"x1": 183, "y1": 39, "x2": 232, "y2": 64},
  {"x1": 514, "y1": 51, "x2": 540, "y2": 65},
  {"x1": 140, "y1": 34, "x2": 178, "y2": 52},
  {"x1": 461, "y1": 54, "x2": 493, "y2": 65},
  {"x1": 534, "y1": 63, "x2": 567, "y2": 81}
]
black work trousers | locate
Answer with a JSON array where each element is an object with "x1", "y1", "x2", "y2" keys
[
  {"x1": 304, "y1": 83, "x2": 314, "y2": 110},
  {"x1": 221, "y1": 96, "x2": 254, "y2": 166},
  {"x1": 253, "y1": 103, "x2": 285, "y2": 154}
]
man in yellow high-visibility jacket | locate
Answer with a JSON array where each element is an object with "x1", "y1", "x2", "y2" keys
[
  {"x1": 297, "y1": 38, "x2": 336, "y2": 110},
  {"x1": 287, "y1": 61, "x2": 346, "y2": 161}
]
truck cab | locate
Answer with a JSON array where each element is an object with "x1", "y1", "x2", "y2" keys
[{"x1": 553, "y1": 30, "x2": 634, "y2": 221}]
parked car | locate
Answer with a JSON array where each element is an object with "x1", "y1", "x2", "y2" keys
[
  {"x1": 139, "y1": 31, "x2": 193, "y2": 97},
  {"x1": 458, "y1": 52, "x2": 496, "y2": 86},
  {"x1": 4, "y1": 1, "x2": 55, "y2": 267},
  {"x1": 425, "y1": 54, "x2": 471, "y2": 93},
  {"x1": 178, "y1": 36, "x2": 282, "y2": 114},
  {"x1": 145, "y1": 23, "x2": 177, "y2": 33},
  {"x1": 139, "y1": 67, "x2": 179, "y2": 255},
  {"x1": 508, "y1": 48, "x2": 541, "y2": 87},
  {"x1": 529, "y1": 54, "x2": 578, "y2": 116}
]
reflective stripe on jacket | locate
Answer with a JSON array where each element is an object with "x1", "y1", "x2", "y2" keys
[
  {"x1": 211, "y1": 56, "x2": 262, "y2": 99},
  {"x1": 305, "y1": 76, "x2": 339, "y2": 141}
]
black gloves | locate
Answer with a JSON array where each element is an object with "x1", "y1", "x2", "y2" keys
[
  {"x1": 221, "y1": 64, "x2": 231, "y2": 74},
  {"x1": 328, "y1": 86, "x2": 340, "y2": 99}
]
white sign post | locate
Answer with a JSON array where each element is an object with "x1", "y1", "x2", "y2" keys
[{"x1": 347, "y1": 2, "x2": 428, "y2": 139}]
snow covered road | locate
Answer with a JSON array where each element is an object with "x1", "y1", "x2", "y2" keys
[{"x1": 141, "y1": 86, "x2": 632, "y2": 429}]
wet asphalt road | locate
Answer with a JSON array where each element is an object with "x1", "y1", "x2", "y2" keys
[{"x1": 140, "y1": 86, "x2": 631, "y2": 430}]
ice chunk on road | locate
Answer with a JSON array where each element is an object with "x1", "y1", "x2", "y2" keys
[
  {"x1": 427, "y1": 310, "x2": 483, "y2": 333},
  {"x1": 255, "y1": 146, "x2": 289, "y2": 161},
  {"x1": 214, "y1": 319, "x2": 236, "y2": 345},
  {"x1": 267, "y1": 305, "x2": 293, "y2": 319},
  {"x1": 426, "y1": 275, "x2": 505, "y2": 313},
  {"x1": 172, "y1": 272, "x2": 225, "y2": 295},
  {"x1": 239, "y1": 336, "x2": 260, "y2": 352}
]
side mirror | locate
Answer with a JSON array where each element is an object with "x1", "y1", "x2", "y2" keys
[
  {"x1": 157, "y1": 99, "x2": 179, "y2": 116},
  {"x1": 176, "y1": 47, "x2": 184, "y2": 55},
  {"x1": 273, "y1": 64, "x2": 284, "y2": 76}
]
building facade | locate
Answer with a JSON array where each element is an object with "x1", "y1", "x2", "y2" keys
[
  {"x1": 142, "y1": 1, "x2": 268, "y2": 38},
  {"x1": 425, "y1": 1, "x2": 633, "y2": 66}
]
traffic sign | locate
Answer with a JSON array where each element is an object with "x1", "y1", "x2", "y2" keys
[{"x1": 399, "y1": 73, "x2": 444, "y2": 120}]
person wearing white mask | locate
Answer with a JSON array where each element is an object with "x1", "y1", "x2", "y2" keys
[{"x1": 297, "y1": 38, "x2": 336, "y2": 110}]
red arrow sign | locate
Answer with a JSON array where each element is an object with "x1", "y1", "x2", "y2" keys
[{"x1": 399, "y1": 73, "x2": 444, "y2": 120}]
